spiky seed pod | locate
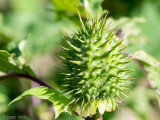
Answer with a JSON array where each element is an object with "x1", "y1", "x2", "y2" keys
[{"x1": 60, "y1": 14, "x2": 132, "y2": 118}]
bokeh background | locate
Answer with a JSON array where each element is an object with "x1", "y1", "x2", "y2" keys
[{"x1": 0, "y1": 0, "x2": 160, "y2": 120}]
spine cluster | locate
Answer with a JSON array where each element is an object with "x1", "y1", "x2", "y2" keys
[{"x1": 60, "y1": 15, "x2": 132, "y2": 117}]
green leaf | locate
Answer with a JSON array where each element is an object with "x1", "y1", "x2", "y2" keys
[
  {"x1": 0, "y1": 50, "x2": 22, "y2": 74},
  {"x1": 133, "y1": 50, "x2": 160, "y2": 107},
  {"x1": 133, "y1": 50, "x2": 160, "y2": 68},
  {"x1": 51, "y1": 0, "x2": 105, "y2": 19},
  {"x1": 9, "y1": 86, "x2": 70, "y2": 118},
  {"x1": 51, "y1": 0, "x2": 85, "y2": 17},
  {"x1": 0, "y1": 50, "x2": 34, "y2": 76},
  {"x1": 83, "y1": 0, "x2": 105, "y2": 18},
  {"x1": 133, "y1": 50, "x2": 160, "y2": 88},
  {"x1": 52, "y1": 0, "x2": 79, "y2": 13}
]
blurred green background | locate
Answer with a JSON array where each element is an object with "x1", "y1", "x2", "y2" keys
[{"x1": 0, "y1": 0, "x2": 160, "y2": 120}]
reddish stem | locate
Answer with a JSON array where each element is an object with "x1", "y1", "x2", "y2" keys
[
  {"x1": 123, "y1": 52, "x2": 153, "y2": 87},
  {"x1": 0, "y1": 73, "x2": 56, "y2": 90}
]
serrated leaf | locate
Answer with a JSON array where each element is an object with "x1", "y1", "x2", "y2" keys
[
  {"x1": 9, "y1": 86, "x2": 70, "y2": 118},
  {"x1": 0, "y1": 50, "x2": 35, "y2": 76},
  {"x1": 133, "y1": 50, "x2": 160, "y2": 107},
  {"x1": 133, "y1": 50, "x2": 160, "y2": 88},
  {"x1": 0, "y1": 50, "x2": 23, "y2": 74},
  {"x1": 133, "y1": 50, "x2": 160, "y2": 68}
]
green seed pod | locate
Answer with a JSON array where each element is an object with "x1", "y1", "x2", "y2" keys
[{"x1": 60, "y1": 14, "x2": 132, "y2": 118}]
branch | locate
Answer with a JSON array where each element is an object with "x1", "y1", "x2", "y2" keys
[
  {"x1": 0, "y1": 73, "x2": 56, "y2": 90},
  {"x1": 123, "y1": 52, "x2": 153, "y2": 88}
]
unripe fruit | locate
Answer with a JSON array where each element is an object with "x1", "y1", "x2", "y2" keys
[{"x1": 60, "y1": 14, "x2": 132, "y2": 118}]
